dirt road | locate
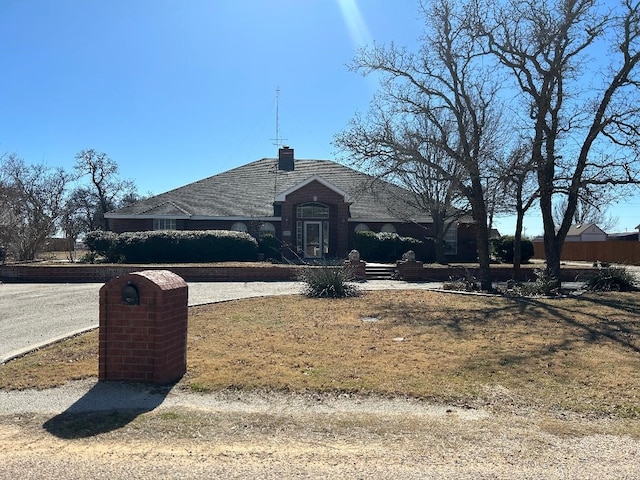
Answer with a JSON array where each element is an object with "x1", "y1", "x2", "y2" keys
[{"x1": 1, "y1": 383, "x2": 639, "y2": 479}]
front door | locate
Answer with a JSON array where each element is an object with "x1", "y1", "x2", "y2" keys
[{"x1": 304, "y1": 221, "x2": 322, "y2": 258}]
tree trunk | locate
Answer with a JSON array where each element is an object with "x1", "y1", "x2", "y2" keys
[
  {"x1": 474, "y1": 221, "x2": 492, "y2": 291},
  {"x1": 469, "y1": 180, "x2": 492, "y2": 291},
  {"x1": 432, "y1": 213, "x2": 448, "y2": 265},
  {"x1": 543, "y1": 232, "x2": 562, "y2": 289},
  {"x1": 434, "y1": 240, "x2": 447, "y2": 265},
  {"x1": 513, "y1": 207, "x2": 524, "y2": 279}
]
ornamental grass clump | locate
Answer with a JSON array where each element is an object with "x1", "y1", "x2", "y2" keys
[
  {"x1": 585, "y1": 265, "x2": 637, "y2": 292},
  {"x1": 300, "y1": 264, "x2": 360, "y2": 298}
]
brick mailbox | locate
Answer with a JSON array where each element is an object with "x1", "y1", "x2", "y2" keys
[{"x1": 99, "y1": 270, "x2": 188, "y2": 385}]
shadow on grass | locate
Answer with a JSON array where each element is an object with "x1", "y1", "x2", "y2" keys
[
  {"x1": 518, "y1": 295, "x2": 640, "y2": 354},
  {"x1": 43, "y1": 381, "x2": 175, "y2": 439},
  {"x1": 374, "y1": 291, "x2": 640, "y2": 358}
]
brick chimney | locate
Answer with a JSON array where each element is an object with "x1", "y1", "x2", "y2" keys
[{"x1": 278, "y1": 146, "x2": 294, "y2": 171}]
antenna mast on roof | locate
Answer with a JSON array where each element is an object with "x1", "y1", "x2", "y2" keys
[
  {"x1": 271, "y1": 87, "x2": 287, "y2": 150},
  {"x1": 271, "y1": 87, "x2": 288, "y2": 200}
]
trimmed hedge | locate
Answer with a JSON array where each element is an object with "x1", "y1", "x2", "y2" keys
[
  {"x1": 84, "y1": 231, "x2": 120, "y2": 262},
  {"x1": 354, "y1": 231, "x2": 422, "y2": 263},
  {"x1": 84, "y1": 230, "x2": 258, "y2": 263},
  {"x1": 257, "y1": 234, "x2": 282, "y2": 261}
]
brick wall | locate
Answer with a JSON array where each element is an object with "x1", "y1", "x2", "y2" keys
[
  {"x1": 0, "y1": 262, "x2": 597, "y2": 283},
  {"x1": 0, "y1": 264, "x2": 302, "y2": 283}
]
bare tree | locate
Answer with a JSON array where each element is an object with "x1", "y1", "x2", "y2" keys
[
  {"x1": 0, "y1": 154, "x2": 71, "y2": 261},
  {"x1": 378, "y1": 151, "x2": 469, "y2": 264},
  {"x1": 498, "y1": 141, "x2": 538, "y2": 273},
  {"x1": 335, "y1": 0, "x2": 506, "y2": 289},
  {"x1": 73, "y1": 149, "x2": 138, "y2": 230},
  {"x1": 479, "y1": 0, "x2": 640, "y2": 287}
]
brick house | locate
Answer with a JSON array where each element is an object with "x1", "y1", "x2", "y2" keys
[{"x1": 105, "y1": 147, "x2": 478, "y2": 262}]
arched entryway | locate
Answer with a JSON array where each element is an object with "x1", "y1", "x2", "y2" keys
[{"x1": 296, "y1": 202, "x2": 329, "y2": 259}]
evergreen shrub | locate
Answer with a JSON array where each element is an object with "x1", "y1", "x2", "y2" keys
[
  {"x1": 258, "y1": 234, "x2": 281, "y2": 261},
  {"x1": 355, "y1": 231, "x2": 422, "y2": 263},
  {"x1": 84, "y1": 230, "x2": 258, "y2": 263},
  {"x1": 83, "y1": 231, "x2": 120, "y2": 262},
  {"x1": 492, "y1": 236, "x2": 534, "y2": 264}
]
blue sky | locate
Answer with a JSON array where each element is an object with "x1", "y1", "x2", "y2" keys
[{"x1": 1, "y1": 0, "x2": 638, "y2": 237}]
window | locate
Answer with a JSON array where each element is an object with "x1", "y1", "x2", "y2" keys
[
  {"x1": 230, "y1": 222, "x2": 248, "y2": 233},
  {"x1": 323, "y1": 221, "x2": 329, "y2": 254},
  {"x1": 380, "y1": 223, "x2": 396, "y2": 233},
  {"x1": 354, "y1": 223, "x2": 370, "y2": 233},
  {"x1": 297, "y1": 202, "x2": 329, "y2": 218},
  {"x1": 259, "y1": 222, "x2": 275, "y2": 239},
  {"x1": 153, "y1": 218, "x2": 176, "y2": 230},
  {"x1": 296, "y1": 221, "x2": 303, "y2": 253},
  {"x1": 444, "y1": 223, "x2": 458, "y2": 255}
]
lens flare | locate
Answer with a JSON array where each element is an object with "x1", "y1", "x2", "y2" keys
[{"x1": 336, "y1": 0, "x2": 372, "y2": 47}]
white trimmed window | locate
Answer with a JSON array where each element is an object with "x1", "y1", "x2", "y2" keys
[
  {"x1": 230, "y1": 222, "x2": 248, "y2": 233},
  {"x1": 259, "y1": 222, "x2": 276, "y2": 239},
  {"x1": 380, "y1": 223, "x2": 396, "y2": 233},
  {"x1": 153, "y1": 218, "x2": 176, "y2": 230},
  {"x1": 354, "y1": 223, "x2": 370, "y2": 233},
  {"x1": 297, "y1": 202, "x2": 329, "y2": 218}
]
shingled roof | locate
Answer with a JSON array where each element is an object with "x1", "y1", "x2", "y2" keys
[{"x1": 108, "y1": 157, "x2": 431, "y2": 221}]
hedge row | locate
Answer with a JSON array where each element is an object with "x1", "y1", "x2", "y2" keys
[
  {"x1": 84, "y1": 230, "x2": 258, "y2": 263},
  {"x1": 354, "y1": 231, "x2": 422, "y2": 263}
]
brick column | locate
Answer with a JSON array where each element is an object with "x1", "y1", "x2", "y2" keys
[
  {"x1": 99, "y1": 270, "x2": 188, "y2": 385},
  {"x1": 396, "y1": 260, "x2": 425, "y2": 281}
]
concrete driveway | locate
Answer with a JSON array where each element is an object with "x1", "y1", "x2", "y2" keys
[
  {"x1": 0, "y1": 279, "x2": 446, "y2": 364},
  {"x1": 0, "y1": 281, "x2": 302, "y2": 364}
]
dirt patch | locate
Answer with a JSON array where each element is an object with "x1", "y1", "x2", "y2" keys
[{"x1": 2, "y1": 391, "x2": 640, "y2": 479}]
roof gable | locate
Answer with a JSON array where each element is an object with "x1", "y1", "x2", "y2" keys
[
  {"x1": 139, "y1": 201, "x2": 191, "y2": 217},
  {"x1": 567, "y1": 223, "x2": 606, "y2": 236},
  {"x1": 274, "y1": 174, "x2": 354, "y2": 203}
]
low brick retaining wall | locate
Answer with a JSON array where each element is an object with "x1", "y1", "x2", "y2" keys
[
  {"x1": 0, "y1": 262, "x2": 597, "y2": 283},
  {"x1": 0, "y1": 263, "x2": 302, "y2": 283},
  {"x1": 419, "y1": 265, "x2": 597, "y2": 283}
]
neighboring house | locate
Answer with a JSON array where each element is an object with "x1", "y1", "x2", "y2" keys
[
  {"x1": 105, "y1": 147, "x2": 478, "y2": 262},
  {"x1": 608, "y1": 230, "x2": 640, "y2": 241},
  {"x1": 564, "y1": 223, "x2": 607, "y2": 242}
]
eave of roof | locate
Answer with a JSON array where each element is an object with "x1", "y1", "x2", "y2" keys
[{"x1": 106, "y1": 157, "x2": 434, "y2": 221}]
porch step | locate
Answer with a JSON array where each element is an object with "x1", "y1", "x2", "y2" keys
[{"x1": 365, "y1": 263, "x2": 397, "y2": 280}]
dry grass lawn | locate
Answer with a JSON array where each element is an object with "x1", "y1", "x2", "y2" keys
[{"x1": 1, "y1": 290, "x2": 639, "y2": 417}]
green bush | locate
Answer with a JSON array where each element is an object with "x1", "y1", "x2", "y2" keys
[
  {"x1": 492, "y1": 236, "x2": 534, "y2": 264},
  {"x1": 300, "y1": 264, "x2": 360, "y2": 298},
  {"x1": 585, "y1": 266, "x2": 637, "y2": 292},
  {"x1": 258, "y1": 234, "x2": 281, "y2": 261},
  {"x1": 83, "y1": 231, "x2": 120, "y2": 262},
  {"x1": 84, "y1": 230, "x2": 258, "y2": 263},
  {"x1": 355, "y1": 231, "x2": 422, "y2": 263}
]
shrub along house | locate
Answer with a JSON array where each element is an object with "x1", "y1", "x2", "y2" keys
[{"x1": 105, "y1": 147, "x2": 478, "y2": 262}]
